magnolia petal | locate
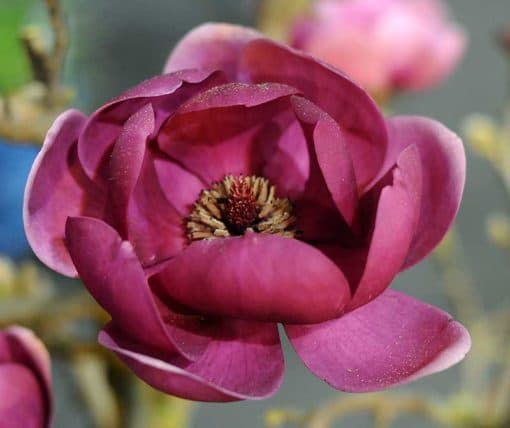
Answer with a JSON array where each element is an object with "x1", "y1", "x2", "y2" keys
[
  {"x1": 65, "y1": 216, "x2": 209, "y2": 360},
  {"x1": 164, "y1": 23, "x2": 262, "y2": 79},
  {"x1": 99, "y1": 319, "x2": 284, "y2": 402},
  {"x1": 347, "y1": 145, "x2": 422, "y2": 310},
  {"x1": 152, "y1": 233, "x2": 350, "y2": 324},
  {"x1": 286, "y1": 289, "x2": 471, "y2": 392},
  {"x1": 108, "y1": 104, "x2": 155, "y2": 236},
  {"x1": 153, "y1": 157, "x2": 206, "y2": 217},
  {"x1": 126, "y1": 153, "x2": 187, "y2": 266},
  {"x1": 257, "y1": 118, "x2": 309, "y2": 200},
  {"x1": 292, "y1": 96, "x2": 358, "y2": 226},
  {"x1": 158, "y1": 82, "x2": 299, "y2": 184},
  {"x1": 78, "y1": 69, "x2": 226, "y2": 179},
  {"x1": 385, "y1": 116, "x2": 465, "y2": 269},
  {"x1": 24, "y1": 109, "x2": 105, "y2": 277},
  {"x1": 240, "y1": 39, "x2": 387, "y2": 190}
]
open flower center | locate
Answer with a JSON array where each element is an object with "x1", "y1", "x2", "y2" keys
[{"x1": 187, "y1": 175, "x2": 297, "y2": 241}]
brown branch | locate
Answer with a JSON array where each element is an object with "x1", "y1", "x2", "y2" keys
[
  {"x1": 45, "y1": 0, "x2": 67, "y2": 105},
  {"x1": 1, "y1": 0, "x2": 72, "y2": 144}
]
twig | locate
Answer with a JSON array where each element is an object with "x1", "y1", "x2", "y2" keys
[
  {"x1": 44, "y1": 0, "x2": 67, "y2": 105},
  {"x1": 305, "y1": 394, "x2": 434, "y2": 428},
  {"x1": 0, "y1": 0, "x2": 72, "y2": 144},
  {"x1": 432, "y1": 230, "x2": 483, "y2": 324},
  {"x1": 0, "y1": 291, "x2": 107, "y2": 328}
]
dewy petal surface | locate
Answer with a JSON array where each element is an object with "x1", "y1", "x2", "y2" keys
[
  {"x1": 286, "y1": 289, "x2": 471, "y2": 392},
  {"x1": 240, "y1": 38, "x2": 388, "y2": 190},
  {"x1": 24, "y1": 109, "x2": 106, "y2": 277},
  {"x1": 152, "y1": 233, "x2": 351, "y2": 324},
  {"x1": 65, "y1": 216, "x2": 210, "y2": 360},
  {"x1": 384, "y1": 116, "x2": 465, "y2": 269},
  {"x1": 164, "y1": 23, "x2": 262, "y2": 80},
  {"x1": 99, "y1": 318, "x2": 284, "y2": 402}
]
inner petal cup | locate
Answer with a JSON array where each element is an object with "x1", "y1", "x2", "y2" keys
[
  {"x1": 151, "y1": 233, "x2": 351, "y2": 324},
  {"x1": 157, "y1": 82, "x2": 300, "y2": 184}
]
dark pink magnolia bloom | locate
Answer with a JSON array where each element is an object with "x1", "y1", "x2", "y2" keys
[
  {"x1": 24, "y1": 23, "x2": 470, "y2": 401},
  {"x1": 291, "y1": 0, "x2": 466, "y2": 95},
  {"x1": 0, "y1": 327, "x2": 52, "y2": 427}
]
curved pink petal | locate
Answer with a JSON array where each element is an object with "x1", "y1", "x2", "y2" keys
[
  {"x1": 65, "y1": 216, "x2": 209, "y2": 361},
  {"x1": 292, "y1": 96, "x2": 358, "y2": 226},
  {"x1": 286, "y1": 289, "x2": 471, "y2": 392},
  {"x1": 0, "y1": 327, "x2": 52, "y2": 427},
  {"x1": 99, "y1": 318, "x2": 284, "y2": 402},
  {"x1": 152, "y1": 233, "x2": 351, "y2": 324},
  {"x1": 108, "y1": 104, "x2": 155, "y2": 236},
  {"x1": 0, "y1": 365, "x2": 45, "y2": 428},
  {"x1": 126, "y1": 151, "x2": 187, "y2": 266},
  {"x1": 164, "y1": 23, "x2": 262, "y2": 80},
  {"x1": 24, "y1": 110, "x2": 106, "y2": 277},
  {"x1": 158, "y1": 82, "x2": 299, "y2": 184},
  {"x1": 384, "y1": 117, "x2": 465, "y2": 269},
  {"x1": 240, "y1": 39, "x2": 388, "y2": 190},
  {"x1": 153, "y1": 157, "x2": 206, "y2": 217},
  {"x1": 347, "y1": 145, "x2": 422, "y2": 310},
  {"x1": 256, "y1": 118, "x2": 309, "y2": 200},
  {"x1": 78, "y1": 69, "x2": 226, "y2": 180}
]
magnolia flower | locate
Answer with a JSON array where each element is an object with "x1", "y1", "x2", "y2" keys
[
  {"x1": 24, "y1": 23, "x2": 470, "y2": 401},
  {"x1": 0, "y1": 326, "x2": 52, "y2": 427},
  {"x1": 290, "y1": 0, "x2": 466, "y2": 96}
]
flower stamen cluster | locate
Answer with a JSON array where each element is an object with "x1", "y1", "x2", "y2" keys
[{"x1": 187, "y1": 175, "x2": 297, "y2": 240}]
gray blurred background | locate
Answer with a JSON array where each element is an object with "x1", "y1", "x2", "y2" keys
[{"x1": 48, "y1": 0, "x2": 510, "y2": 426}]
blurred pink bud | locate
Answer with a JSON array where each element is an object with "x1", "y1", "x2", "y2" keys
[
  {"x1": 500, "y1": 26, "x2": 510, "y2": 53},
  {"x1": 0, "y1": 327, "x2": 52, "y2": 428},
  {"x1": 291, "y1": 0, "x2": 466, "y2": 95}
]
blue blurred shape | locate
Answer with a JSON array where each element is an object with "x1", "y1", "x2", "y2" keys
[{"x1": 0, "y1": 139, "x2": 39, "y2": 259}]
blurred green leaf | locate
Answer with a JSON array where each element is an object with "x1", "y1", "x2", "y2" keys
[{"x1": 0, "y1": 0, "x2": 34, "y2": 94}]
